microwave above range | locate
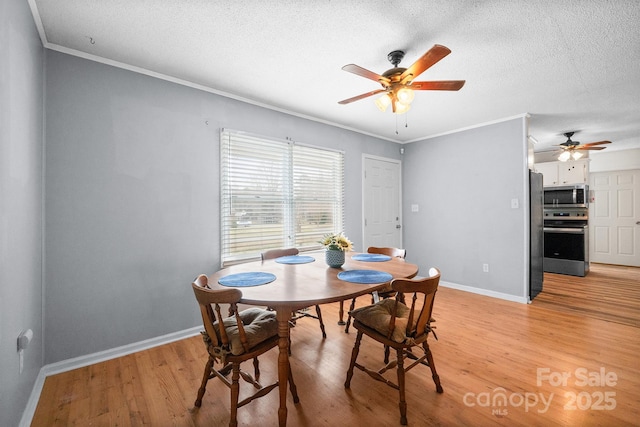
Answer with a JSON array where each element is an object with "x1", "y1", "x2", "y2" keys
[{"x1": 544, "y1": 184, "x2": 589, "y2": 208}]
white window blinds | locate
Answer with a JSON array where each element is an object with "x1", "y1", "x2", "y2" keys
[{"x1": 220, "y1": 129, "x2": 344, "y2": 265}]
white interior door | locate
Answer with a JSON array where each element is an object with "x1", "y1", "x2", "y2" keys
[
  {"x1": 362, "y1": 156, "x2": 402, "y2": 250},
  {"x1": 590, "y1": 169, "x2": 640, "y2": 266}
]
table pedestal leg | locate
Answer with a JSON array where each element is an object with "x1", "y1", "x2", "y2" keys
[{"x1": 276, "y1": 308, "x2": 291, "y2": 426}]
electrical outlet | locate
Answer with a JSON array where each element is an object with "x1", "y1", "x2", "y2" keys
[
  {"x1": 483, "y1": 264, "x2": 489, "y2": 273},
  {"x1": 411, "y1": 204, "x2": 419, "y2": 212}
]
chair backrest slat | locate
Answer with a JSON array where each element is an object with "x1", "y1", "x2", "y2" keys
[
  {"x1": 386, "y1": 299, "x2": 400, "y2": 340},
  {"x1": 406, "y1": 293, "x2": 418, "y2": 336}
]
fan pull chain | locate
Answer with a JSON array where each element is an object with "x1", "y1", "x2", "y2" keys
[{"x1": 395, "y1": 113, "x2": 409, "y2": 135}]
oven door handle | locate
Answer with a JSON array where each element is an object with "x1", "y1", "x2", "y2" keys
[{"x1": 543, "y1": 227, "x2": 585, "y2": 234}]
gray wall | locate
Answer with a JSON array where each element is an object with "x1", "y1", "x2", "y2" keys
[
  {"x1": 44, "y1": 50, "x2": 400, "y2": 363},
  {"x1": 402, "y1": 118, "x2": 529, "y2": 299},
  {"x1": 0, "y1": 1, "x2": 45, "y2": 426}
]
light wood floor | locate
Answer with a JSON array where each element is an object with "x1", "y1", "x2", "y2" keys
[{"x1": 31, "y1": 263, "x2": 640, "y2": 426}]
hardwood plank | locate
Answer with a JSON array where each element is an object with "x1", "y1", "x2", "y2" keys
[
  {"x1": 119, "y1": 354, "x2": 152, "y2": 426},
  {"x1": 533, "y1": 263, "x2": 640, "y2": 327},
  {"x1": 31, "y1": 264, "x2": 640, "y2": 426}
]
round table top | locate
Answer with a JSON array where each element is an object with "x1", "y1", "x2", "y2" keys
[{"x1": 206, "y1": 251, "x2": 418, "y2": 309}]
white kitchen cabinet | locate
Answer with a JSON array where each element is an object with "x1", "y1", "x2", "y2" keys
[
  {"x1": 559, "y1": 160, "x2": 588, "y2": 184},
  {"x1": 534, "y1": 162, "x2": 559, "y2": 186},
  {"x1": 534, "y1": 159, "x2": 589, "y2": 186}
]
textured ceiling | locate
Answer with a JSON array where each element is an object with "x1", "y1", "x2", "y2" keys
[{"x1": 29, "y1": 0, "x2": 640, "y2": 154}]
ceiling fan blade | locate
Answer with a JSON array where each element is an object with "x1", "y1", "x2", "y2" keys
[
  {"x1": 341, "y1": 64, "x2": 390, "y2": 86},
  {"x1": 577, "y1": 146, "x2": 606, "y2": 150},
  {"x1": 338, "y1": 89, "x2": 386, "y2": 105},
  {"x1": 581, "y1": 140, "x2": 611, "y2": 147},
  {"x1": 410, "y1": 80, "x2": 466, "y2": 91},
  {"x1": 399, "y1": 44, "x2": 452, "y2": 83}
]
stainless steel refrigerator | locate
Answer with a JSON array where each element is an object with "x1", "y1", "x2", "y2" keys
[{"x1": 529, "y1": 171, "x2": 544, "y2": 300}]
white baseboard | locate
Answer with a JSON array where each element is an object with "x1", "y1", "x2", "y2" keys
[
  {"x1": 439, "y1": 280, "x2": 529, "y2": 304},
  {"x1": 19, "y1": 368, "x2": 47, "y2": 427},
  {"x1": 388, "y1": 276, "x2": 528, "y2": 304},
  {"x1": 19, "y1": 325, "x2": 202, "y2": 427}
]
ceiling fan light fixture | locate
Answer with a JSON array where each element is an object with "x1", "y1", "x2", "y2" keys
[
  {"x1": 394, "y1": 99, "x2": 411, "y2": 114},
  {"x1": 558, "y1": 151, "x2": 571, "y2": 162},
  {"x1": 571, "y1": 151, "x2": 583, "y2": 160},
  {"x1": 374, "y1": 93, "x2": 392, "y2": 112},
  {"x1": 396, "y1": 87, "x2": 415, "y2": 104}
]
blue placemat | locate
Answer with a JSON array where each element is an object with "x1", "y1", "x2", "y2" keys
[
  {"x1": 218, "y1": 272, "x2": 276, "y2": 287},
  {"x1": 338, "y1": 270, "x2": 393, "y2": 284},
  {"x1": 352, "y1": 253, "x2": 392, "y2": 262},
  {"x1": 275, "y1": 255, "x2": 315, "y2": 264}
]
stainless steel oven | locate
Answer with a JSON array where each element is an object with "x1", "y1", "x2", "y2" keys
[{"x1": 543, "y1": 207, "x2": 589, "y2": 276}]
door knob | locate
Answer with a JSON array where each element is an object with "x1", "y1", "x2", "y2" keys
[{"x1": 396, "y1": 225, "x2": 402, "y2": 229}]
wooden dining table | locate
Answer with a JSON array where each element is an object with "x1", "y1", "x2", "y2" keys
[{"x1": 205, "y1": 251, "x2": 419, "y2": 426}]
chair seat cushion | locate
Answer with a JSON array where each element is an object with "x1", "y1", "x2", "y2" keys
[
  {"x1": 217, "y1": 308, "x2": 278, "y2": 355},
  {"x1": 350, "y1": 299, "x2": 415, "y2": 343}
]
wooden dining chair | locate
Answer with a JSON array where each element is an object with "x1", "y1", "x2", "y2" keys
[
  {"x1": 342, "y1": 246, "x2": 407, "y2": 333},
  {"x1": 367, "y1": 246, "x2": 407, "y2": 259},
  {"x1": 344, "y1": 268, "x2": 443, "y2": 426},
  {"x1": 261, "y1": 248, "x2": 327, "y2": 339},
  {"x1": 191, "y1": 274, "x2": 299, "y2": 427}
]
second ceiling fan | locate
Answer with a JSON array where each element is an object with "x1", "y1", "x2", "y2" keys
[
  {"x1": 338, "y1": 44, "x2": 465, "y2": 113},
  {"x1": 556, "y1": 132, "x2": 611, "y2": 161}
]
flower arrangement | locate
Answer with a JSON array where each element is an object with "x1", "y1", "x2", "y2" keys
[{"x1": 319, "y1": 232, "x2": 353, "y2": 252}]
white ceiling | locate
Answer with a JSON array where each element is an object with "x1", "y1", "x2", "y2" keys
[{"x1": 29, "y1": 0, "x2": 640, "y2": 154}]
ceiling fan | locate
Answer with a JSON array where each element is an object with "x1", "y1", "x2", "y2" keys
[
  {"x1": 338, "y1": 44, "x2": 465, "y2": 114},
  {"x1": 555, "y1": 132, "x2": 611, "y2": 161}
]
